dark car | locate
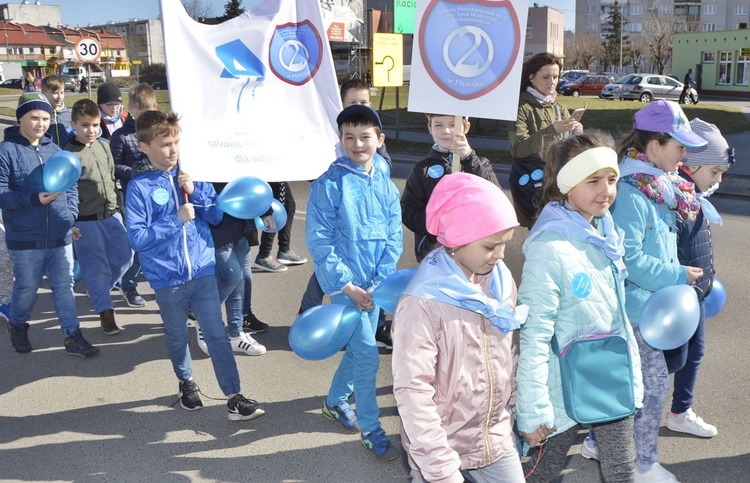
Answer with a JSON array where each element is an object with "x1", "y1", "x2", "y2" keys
[
  {"x1": 152, "y1": 80, "x2": 168, "y2": 90},
  {"x1": 559, "y1": 74, "x2": 615, "y2": 97},
  {"x1": 1, "y1": 78, "x2": 24, "y2": 89},
  {"x1": 60, "y1": 74, "x2": 79, "y2": 92}
]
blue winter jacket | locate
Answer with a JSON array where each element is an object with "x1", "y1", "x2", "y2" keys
[
  {"x1": 306, "y1": 156, "x2": 402, "y2": 294},
  {"x1": 610, "y1": 182, "x2": 687, "y2": 324},
  {"x1": 110, "y1": 116, "x2": 145, "y2": 194},
  {"x1": 676, "y1": 169, "x2": 713, "y2": 301},
  {"x1": 124, "y1": 165, "x2": 222, "y2": 289},
  {"x1": 0, "y1": 126, "x2": 77, "y2": 250},
  {"x1": 517, "y1": 219, "x2": 643, "y2": 436}
]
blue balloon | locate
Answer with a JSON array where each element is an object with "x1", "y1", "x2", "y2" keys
[
  {"x1": 704, "y1": 278, "x2": 727, "y2": 318},
  {"x1": 373, "y1": 153, "x2": 390, "y2": 178},
  {"x1": 43, "y1": 151, "x2": 81, "y2": 192},
  {"x1": 289, "y1": 304, "x2": 361, "y2": 361},
  {"x1": 216, "y1": 176, "x2": 273, "y2": 219},
  {"x1": 254, "y1": 199, "x2": 287, "y2": 233},
  {"x1": 372, "y1": 268, "x2": 418, "y2": 314},
  {"x1": 73, "y1": 260, "x2": 83, "y2": 281},
  {"x1": 639, "y1": 285, "x2": 700, "y2": 350}
]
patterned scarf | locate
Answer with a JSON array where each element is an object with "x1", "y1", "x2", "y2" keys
[{"x1": 619, "y1": 148, "x2": 700, "y2": 222}]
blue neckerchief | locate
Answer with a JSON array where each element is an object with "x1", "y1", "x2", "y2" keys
[
  {"x1": 403, "y1": 247, "x2": 525, "y2": 332},
  {"x1": 100, "y1": 108, "x2": 121, "y2": 124},
  {"x1": 531, "y1": 202, "x2": 629, "y2": 280}
]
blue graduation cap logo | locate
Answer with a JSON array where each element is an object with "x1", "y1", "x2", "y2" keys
[{"x1": 216, "y1": 39, "x2": 266, "y2": 112}]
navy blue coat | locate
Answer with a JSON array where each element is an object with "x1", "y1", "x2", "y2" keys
[{"x1": 676, "y1": 169, "x2": 714, "y2": 301}]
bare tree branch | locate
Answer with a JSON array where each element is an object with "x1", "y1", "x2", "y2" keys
[
  {"x1": 642, "y1": 13, "x2": 674, "y2": 74},
  {"x1": 181, "y1": 0, "x2": 215, "y2": 20}
]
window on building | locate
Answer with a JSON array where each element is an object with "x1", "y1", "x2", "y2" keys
[
  {"x1": 736, "y1": 49, "x2": 750, "y2": 85},
  {"x1": 658, "y1": 5, "x2": 672, "y2": 15},
  {"x1": 734, "y1": 6, "x2": 748, "y2": 15},
  {"x1": 586, "y1": 6, "x2": 597, "y2": 15},
  {"x1": 526, "y1": 25, "x2": 533, "y2": 39},
  {"x1": 702, "y1": 51, "x2": 716, "y2": 63},
  {"x1": 703, "y1": 5, "x2": 717, "y2": 15},
  {"x1": 630, "y1": 23, "x2": 643, "y2": 32},
  {"x1": 630, "y1": 5, "x2": 643, "y2": 15},
  {"x1": 703, "y1": 23, "x2": 717, "y2": 31},
  {"x1": 718, "y1": 51, "x2": 732, "y2": 84},
  {"x1": 587, "y1": 23, "x2": 598, "y2": 32}
]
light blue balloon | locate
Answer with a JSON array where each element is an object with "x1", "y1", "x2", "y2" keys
[
  {"x1": 704, "y1": 278, "x2": 726, "y2": 319},
  {"x1": 254, "y1": 199, "x2": 287, "y2": 233},
  {"x1": 372, "y1": 268, "x2": 418, "y2": 314},
  {"x1": 639, "y1": 285, "x2": 700, "y2": 350},
  {"x1": 289, "y1": 304, "x2": 361, "y2": 361},
  {"x1": 43, "y1": 151, "x2": 81, "y2": 192},
  {"x1": 216, "y1": 176, "x2": 272, "y2": 219},
  {"x1": 373, "y1": 153, "x2": 390, "y2": 178}
]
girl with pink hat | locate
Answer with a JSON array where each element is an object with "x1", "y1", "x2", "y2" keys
[{"x1": 392, "y1": 173, "x2": 526, "y2": 482}]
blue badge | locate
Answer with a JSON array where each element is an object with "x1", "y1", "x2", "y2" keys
[
  {"x1": 419, "y1": 0, "x2": 521, "y2": 100},
  {"x1": 152, "y1": 188, "x2": 169, "y2": 206},
  {"x1": 531, "y1": 169, "x2": 544, "y2": 181},
  {"x1": 518, "y1": 174, "x2": 530, "y2": 186},
  {"x1": 571, "y1": 273, "x2": 592, "y2": 298},
  {"x1": 269, "y1": 20, "x2": 323, "y2": 86},
  {"x1": 428, "y1": 164, "x2": 445, "y2": 179}
]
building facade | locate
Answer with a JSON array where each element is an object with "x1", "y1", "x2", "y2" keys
[
  {"x1": 673, "y1": 29, "x2": 750, "y2": 96},
  {"x1": 526, "y1": 5, "x2": 565, "y2": 59},
  {"x1": 87, "y1": 19, "x2": 165, "y2": 69}
]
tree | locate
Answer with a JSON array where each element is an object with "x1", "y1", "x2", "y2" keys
[
  {"x1": 600, "y1": 1, "x2": 629, "y2": 72},
  {"x1": 223, "y1": 0, "x2": 245, "y2": 21},
  {"x1": 181, "y1": 0, "x2": 214, "y2": 20},
  {"x1": 642, "y1": 13, "x2": 674, "y2": 74},
  {"x1": 628, "y1": 36, "x2": 647, "y2": 73},
  {"x1": 571, "y1": 32, "x2": 600, "y2": 70}
]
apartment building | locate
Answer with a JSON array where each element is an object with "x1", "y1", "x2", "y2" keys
[
  {"x1": 526, "y1": 5, "x2": 566, "y2": 59},
  {"x1": 87, "y1": 19, "x2": 165, "y2": 68}
]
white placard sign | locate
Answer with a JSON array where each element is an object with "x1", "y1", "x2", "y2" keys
[
  {"x1": 408, "y1": 0, "x2": 529, "y2": 121},
  {"x1": 159, "y1": 0, "x2": 342, "y2": 182}
]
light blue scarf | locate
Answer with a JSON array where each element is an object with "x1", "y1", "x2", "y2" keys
[
  {"x1": 403, "y1": 248, "x2": 526, "y2": 332},
  {"x1": 531, "y1": 202, "x2": 629, "y2": 280}
]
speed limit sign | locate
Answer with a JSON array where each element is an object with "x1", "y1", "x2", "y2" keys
[{"x1": 75, "y1": 38, "x2": 101, "y2": 62}]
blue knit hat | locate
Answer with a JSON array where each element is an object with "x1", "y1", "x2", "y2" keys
[{"x1": 16, "y1": 92, "x2": 53, "y2": 121}]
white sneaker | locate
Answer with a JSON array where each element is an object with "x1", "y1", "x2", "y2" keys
[
  {"x1": 230, "y1": 332, "x2": 266, "y2": 356},
  {"x1": 634, "y1": 462, "x2": 680, "y2": 483},
  {"x1": 196, "y1": 326, "x2": 209, "y2": 356},
  {"x1": 666, "y1": 408, "x2": 717, "y2": 438},
  {"x1": 580, "y1": 435, "x2": 600, "y2": 461}
]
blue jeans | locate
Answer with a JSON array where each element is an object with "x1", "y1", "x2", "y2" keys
[
  {"x1": 664, "y1": 301, "x2": 706, "y2": 414},
  {"x1": 9, "y1": 244, "x2": 80, "y2": 336},
  {"x1": 242, "y1": 242, "x2": 254, "y2": 315},
  {"x1": 327, "y1": 293, "x2": 380, "y2": 434},
  {"x1": 215, "y1": 237, "x2": 249, "y2": 337},
  {"x1": 299, "y1": 272, "x2": 325, "y2": 313},
  {"x1": 121, "y1": 253, "x2": 142, "y2": 291},
  {"x1": 73, "y1": 214, "x2": 133, "y2": 313},
  {"x1": 411, "y1": 448, "x2": 524, "y2": 482},
  {"x1": 153, "y1": 275, "x2": 241, "y2": 395}
]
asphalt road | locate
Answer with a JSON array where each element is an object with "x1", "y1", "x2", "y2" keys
[{"x1": 0, "y1": 165, "x2": 748, "y2": 481}]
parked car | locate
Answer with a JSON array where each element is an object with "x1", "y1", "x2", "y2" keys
[
  {"x1": 60, "y1": 74, "x2": 79, "y2": 92},
  {"x1": 0, "y1": 78, "x2": 24, "y2": 89},
  {"x1": 152, "y1": 79, "x2": 168, "y2": 90},
  {"x1": 556, "y1": 72, "x2": 588, "y2": 93},
  {"x1": 559, "y1": 74, "x2": 615, "y2": 97},
  {"x1": 600, "y1": 74, "x2": 642, "y2": 100},
  {"x1": 619, "y1": 74, "x2": 699, "y2": 103}
]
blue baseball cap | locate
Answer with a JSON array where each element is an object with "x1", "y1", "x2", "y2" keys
[{"x1": 336, "y1": 104, "x2": 382, "y2": 131}]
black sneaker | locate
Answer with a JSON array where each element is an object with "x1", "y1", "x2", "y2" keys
[
  {"x1": 120, "y1": 288, "x2": 147, "y2": 308},
  {"x1": 242, "y1": 312, "x2": 269, "y2": 334},
  {"x1": 375, "y1": 324, "x2": 393, "y2": 350},
  {"x1": 7, "y1": 322, "x2": 32, "y2": 353},
  {"x1": 227, "y1": 394, "x2": 266, "y2": 421},
  {"x1": 178, "y1": 379, "x2": 204, "y2": 410},
  {"x1": 64, "y1": 329, "x2": 100, "y2": 358}
]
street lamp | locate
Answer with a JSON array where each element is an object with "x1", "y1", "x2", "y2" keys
[{"x1": 3, "y1": 18, "x2": 13, "y2": 62}]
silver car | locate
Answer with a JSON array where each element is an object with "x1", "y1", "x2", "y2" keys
[
  {"x1": 600, "y1": 74, "x2": 641, "y2": 100},
  {"x1": 620, "y1": 74, "x2": 698, "y2": 103}
]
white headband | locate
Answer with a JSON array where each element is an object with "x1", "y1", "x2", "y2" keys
[{"x1": 557, "y1": 146, "x2": 620, "y2": 195}]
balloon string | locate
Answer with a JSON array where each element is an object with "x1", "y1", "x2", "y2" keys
[{"x1": 192, "y1": 204, "x2": 216, "y2": 208}]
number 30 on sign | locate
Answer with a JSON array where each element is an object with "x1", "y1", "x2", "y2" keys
[{"x1": 75, "y1": 38, "x2": 101, "y2": 62}]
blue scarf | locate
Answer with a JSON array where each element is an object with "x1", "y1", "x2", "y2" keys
[
  {"x1": 100, "y1": 108, "x2": 121, "y2": 124},
  {"x1": 403, "y1": 248, "x2": 526, "y2": 332},
  {"x1": 531, "y1": 202, "x2": 629, "y2": 280}
]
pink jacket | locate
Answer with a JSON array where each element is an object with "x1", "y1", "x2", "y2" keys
[{"x1": 392, "y1": 273, "x2": 518, "y2": 483}]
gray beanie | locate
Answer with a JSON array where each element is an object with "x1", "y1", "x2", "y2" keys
[{"x1": 685, "y1": 118, "x2": 734, "y2": 167}]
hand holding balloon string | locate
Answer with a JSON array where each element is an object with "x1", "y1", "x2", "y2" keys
[{"x1": 342, "y1": 284, "x2": 374, "y2": 312}]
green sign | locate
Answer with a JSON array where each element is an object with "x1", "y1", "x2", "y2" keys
[{"x1": 394, "y1": 0, "x2": 417, "y2": 35}]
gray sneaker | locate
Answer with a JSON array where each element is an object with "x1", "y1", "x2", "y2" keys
[
  {"x1": 277, "y1": 250, "x2": 308, "y2": 266},
  {"x1": 253, "y1": 255, "x2": 288, "y2": 272}
]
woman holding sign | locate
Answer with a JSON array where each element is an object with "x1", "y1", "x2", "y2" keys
[{"x1": 509, "y1": 53, "x2": 583, "y2": 228}]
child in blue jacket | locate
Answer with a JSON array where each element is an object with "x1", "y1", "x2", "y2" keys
[
  {"x1": 306, "y1": 105, "x2": 402, "y2": 461},
  {"x1": 125, "y1": 110, "x2": 264, "y2": 421}
]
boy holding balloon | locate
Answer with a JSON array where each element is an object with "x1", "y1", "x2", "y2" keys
[
  {"x1": 610, "y1": 101, "x2": 705, "y2": 483},
  {"x1": 124, "y1": 110, "x2": 264, "y2": 421},
  {"x1": 662, "y1": 119, "x2": 733, "y2": 439},
  {"x1": 65, "y1": 99, "x2": 133, "y2": 336},
  {"x1": 306, "y1": 105, "x2": 402, "y2": 460},
  {"x1": 0, "y1": 92, "x2": 99, "y2": 357}
]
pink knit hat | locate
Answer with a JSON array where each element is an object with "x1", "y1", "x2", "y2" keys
[{"x1": 426, "y1": 173, "x2": 519, "y2": 247}]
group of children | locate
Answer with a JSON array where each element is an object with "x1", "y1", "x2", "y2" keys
[{"x1": 0, "y1": 71, "x2": 731, "y2": 481}]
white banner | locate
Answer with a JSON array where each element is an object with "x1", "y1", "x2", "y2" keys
[
  {"x1": 159, "y1": 0, "x2": 342, "y2": 182},
  {"x1": 408, "y1": 0, "x2": 529, "y2": 121}
]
